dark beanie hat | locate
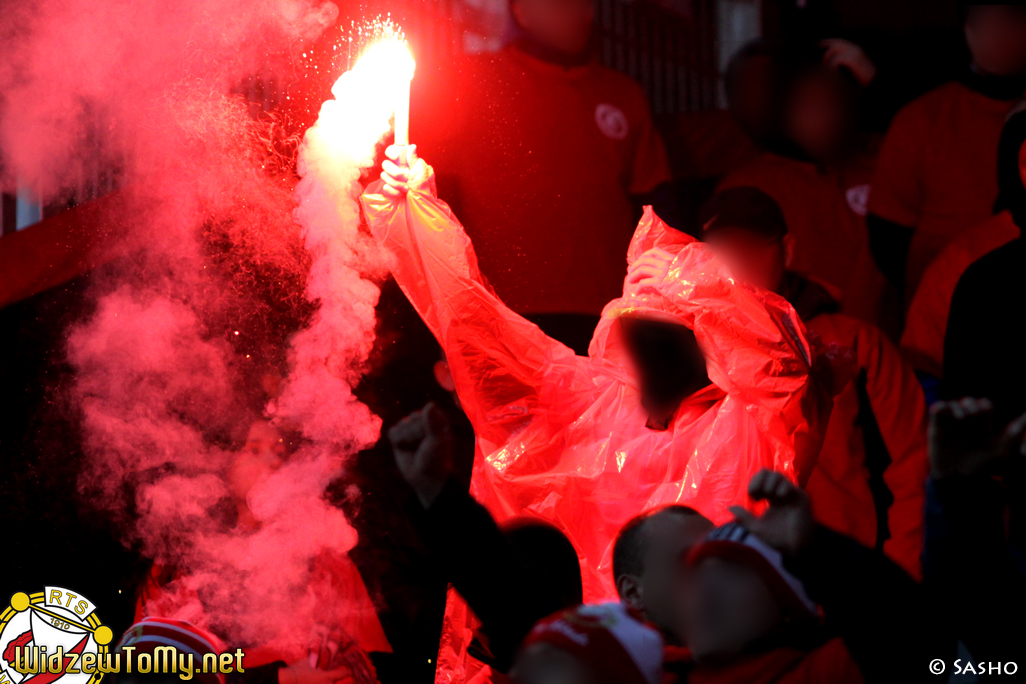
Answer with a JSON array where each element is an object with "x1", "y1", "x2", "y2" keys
[{"x1": 698, "y1": 186, "x2": 788, "y2": 240}]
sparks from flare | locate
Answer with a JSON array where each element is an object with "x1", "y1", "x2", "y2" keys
[{"x1": 339, "y1": 17, "x2": 415, "y2": 146}]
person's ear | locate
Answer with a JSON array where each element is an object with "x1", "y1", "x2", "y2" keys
[
  {"x1": 615, "y1": 574, "x2": 645, "y2": 611},
  {"x1": 781, "y1": 235, "x2": 795, "y2": 269},
  {"x1": 433, "y1": 360, "x2": 456, "y2": 392}
]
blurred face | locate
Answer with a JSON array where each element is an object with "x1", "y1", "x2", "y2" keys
[
  {"x1": 620, "y1": 317, "x2": 710, "y2": 415},
  {"x1": 704, "y1": 227, "x2": 788, "y2": 294},
  {"x1": 228, "y1": 421, "x2": 285, "y2": 501},
  {"x1": 631, "y1": 513, "x2": 714, "y2": 639},
  {"x1": 728, "y1": 54, "x2": 776, "y2": 141},
  {"x1": 965, "y1": 6, "x2": 1026, "y2": 77},
  {"x1": 512, "y1": 0, "x2": 595, "y2": 56},
  {"x1": 512, "y1": 643, "x2": 594, "y2": 684},
  {"x1": 681, "y1": 558, "x2": 783, "y2": 662},
  {"x1": 785, "y1": 70, "x2": 855, "y2": 163}
]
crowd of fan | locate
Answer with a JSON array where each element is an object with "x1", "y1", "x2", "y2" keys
[{"x1": 116, "y1": 3, "x2": 1026, "y2": 683}]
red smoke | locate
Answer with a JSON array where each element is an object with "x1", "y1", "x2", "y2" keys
[{"x1": 2, "y1": 0, "x2": 395, "y2": 658}]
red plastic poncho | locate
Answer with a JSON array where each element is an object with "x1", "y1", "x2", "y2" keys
[{"x1": 362, "y1": 172, "x2": 832, "y2": 601}]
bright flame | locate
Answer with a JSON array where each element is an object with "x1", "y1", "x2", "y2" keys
[
  {"x1": 303, "y1": 20, "x2": 415, "y2": 215},
  {"x1": 355, "y1": 36, "x2": 415, "y2": 84},
  {"x1": 327, "y1": 26, "x2": 415, "y2": 147}
]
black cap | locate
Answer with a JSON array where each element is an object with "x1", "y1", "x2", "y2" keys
[{"x1": 698, "y1": 186, "x2": 788, "y2": 240}]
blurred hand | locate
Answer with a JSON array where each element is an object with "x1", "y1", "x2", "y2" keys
[
  {"x1": 820, "y1": 38, "x2": 876, "y2": 87},
  {"x1": 389, "y1": 402, "x2": 454, "y2": 508},
  {"x1": 380, "y1": 144, "x2": 435, "y2": 198},
  {"x1": 729, "y1": 469, "x2": 813, "y2": 556},
  {"x1": 626, "y1": 247, "x2": 676, "y2": 293},
  {"x1": 928, "y1": 398, "x2": 1026, "y2": 478},
  {"x1": 279, "y1": 660, "x2": 353, "y2": 684}
]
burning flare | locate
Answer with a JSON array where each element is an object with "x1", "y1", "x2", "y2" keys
[{"x1": 339, "y1": 28, "x2": 415, "y2": 146}]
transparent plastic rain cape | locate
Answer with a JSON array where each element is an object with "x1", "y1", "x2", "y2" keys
[{"x1": 362, "y1": 171, "x2": 837, "y2": 602}]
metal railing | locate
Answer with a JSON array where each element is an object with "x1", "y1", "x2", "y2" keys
[{"x1": 595, "y1": 0, "x2": 719, "y2": 115}]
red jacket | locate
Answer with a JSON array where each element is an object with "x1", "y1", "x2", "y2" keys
[
  {"x1": 786, "y1": 276, "x2": 929, "y2": 578},
  {"x1": 869, "y1": 81, "x2": 1016, "y2": 295}
]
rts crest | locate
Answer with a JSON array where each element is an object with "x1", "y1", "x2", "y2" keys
[{"x1": 0, "y1": 588, "x2": 113, "y2": 684}]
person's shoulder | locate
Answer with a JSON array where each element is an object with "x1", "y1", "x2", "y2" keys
[
  {"x1": 964, "y1": 232, "x2": 1021, "y2": 270},
  {"x1": 927, "y1": 212, "x2": 1020, "y2": 279},
  {"x1": 906, "y1": 81, "x2": 970, "y2": 110},
  {"x1": 889, "y1": 81, "x2": 968, "y2": 129},
  {"x1": 953, "y1": 237, "x2": 1024, "y2": 302}
]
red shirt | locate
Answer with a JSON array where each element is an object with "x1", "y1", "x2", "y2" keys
[
  {"x1": 868, "y1": 81, "x2": 1016, "y2": 295},
  {"x1": 416, "y1": 46, "x2": 672, "y2": 316},
  {"x1": 660, "y1": 108, "x2": 760, "y2": 181}
]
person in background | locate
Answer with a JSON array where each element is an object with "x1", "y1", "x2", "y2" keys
[
  {"x1": 661, "y1": 38, "x2": 878, "y2": 239},
  {"x1": 700, "y1": 187, "x2": 929, "y2": 577},
  {"x1": 414, "y1": 0, "x2": 676, "y2": 354},
  {"x1": 899, "y1": 211, "x2": 1018, "y2": 396},
  {"x1": 674, "y1": 470, "x2": 931, "y2": 683},
  {"x1": 655, "y1": 40, "x2": 772, "y2": 214},
  {"x1": 903, "y1": 101, "x2": 1026, "y2": 400},
  {"x1": 611, "y1": 506, "x2": 714, "y2": 644},
  {"x1": 718, "y1": 42, "x2": 895, "y2": 333},
  {"x1": 944, "y1": 101, "x2": 1026, "y2": 426},
  {"x1": 388, "y1": 403, "x2": 582, "y2": 681},
  {"x1": 924, "y1": 397, "x2": 1026, "y2": 669},
  {"x1": 511, "y1": 603, "x2": 663, "y2": 684},
  {"x1": 340, "y1": 279, "x2": 476, "y2": 684},
  {"x1": 867, "y1": 3, "x2": 1026, "y2": 303},
  {"x1": 725, "y1": 40, "x2": 783, "y2": 149}
]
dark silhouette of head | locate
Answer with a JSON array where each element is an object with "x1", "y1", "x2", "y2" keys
[
  {"x1": 504, "y1": 518, "x2": 584, "y2": 608},
  {"x1": 620, "y1": 317, "x2": 710, "y2": 426}
]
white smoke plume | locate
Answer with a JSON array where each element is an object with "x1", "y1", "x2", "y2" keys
[{"x1": 1, "y1": 0, "x2": 402, "y2": 657}]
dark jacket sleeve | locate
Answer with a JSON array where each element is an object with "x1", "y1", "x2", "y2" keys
[
  {"x1": 941, "y1": 265, "x2": 983, "y2": 405},
  {"x1": 406, "y1": 479, "x2": 567, "y2": 672},
  {"x1": 784, "y1": 527, "x2": 935, "y2": 682},
  {"x1": 923, "y1": 475, "x2": 1026, "y2": 665}
]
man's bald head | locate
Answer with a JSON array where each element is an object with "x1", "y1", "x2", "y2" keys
[{"x1": 613, "y1": 505, "x2": 714, "y2": 641}]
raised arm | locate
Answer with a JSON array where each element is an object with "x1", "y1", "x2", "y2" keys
[{"x1": 361, "y1": 146, "x2": 592, "y2": 451}]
